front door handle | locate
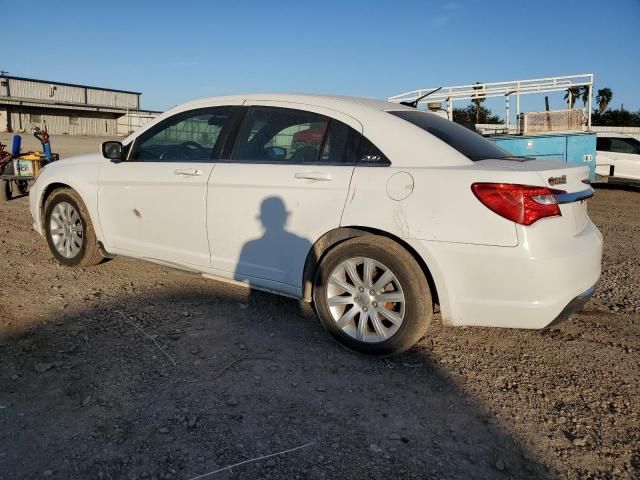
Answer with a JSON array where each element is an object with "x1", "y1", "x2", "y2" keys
[
  {"x1": 294, "y1": 172, "x2": 332, "y2": 181},
  {"x1": 174, "y1": 168, "x2": 203, "y2": 177}
]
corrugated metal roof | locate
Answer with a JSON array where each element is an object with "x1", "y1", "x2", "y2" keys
[
  {"x1": 0, "y1": 97, "x2": 161, "y2": 114},
  {"x1": 1, "y1": 75, "x2": 141, "y2": 95}
]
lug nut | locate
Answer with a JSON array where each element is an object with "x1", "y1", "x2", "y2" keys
[
  {"x1": 359, "y1": 287, "x2": 364, "y2": 292},
  {"x1": 372, "y1": 302, "x2": 377, "y2": 308},
  {"x1": 363, "y1": 306, "x2": 368, "y2": 312},
  {"x1": 369, "y1": 290, "x2": 375, "y2": 295}
]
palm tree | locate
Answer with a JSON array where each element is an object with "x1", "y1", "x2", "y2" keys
[
  {"x1": 595, "y1": 88, "x2": 613, "y2": 113},
  {"x1": 564, "y1": 87, "x2": 582, "y2": 109},
  {"x1": 579, "y1": 86, "x2": 590, "y2": 106},
  {"x1": 471, "y1": 82, "x2": 485, "y2": 124}
]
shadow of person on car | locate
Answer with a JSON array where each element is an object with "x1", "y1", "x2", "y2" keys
[{"x1": 234, "y1": 196, "x2": 313, "y2": 310}]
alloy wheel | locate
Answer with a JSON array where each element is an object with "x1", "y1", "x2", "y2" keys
[
  {"x1": 325, "y1": 257, "x2": 406, "y2": 343},
  {"x1": 49, "y1": 201, "x2": 84, "y2": 259}
]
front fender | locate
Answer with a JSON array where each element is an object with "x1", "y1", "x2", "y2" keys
[{"x1": 31, "y1": 156, "x2": 105, "y2": 244}]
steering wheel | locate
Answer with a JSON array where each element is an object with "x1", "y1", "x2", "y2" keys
[{"x1": 159, "y1": 141, "x2": 206, "y2": 161}]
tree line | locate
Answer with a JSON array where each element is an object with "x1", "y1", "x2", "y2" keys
[{"x1": 563, "y1": 86, "x2": 639, "y2": 127}]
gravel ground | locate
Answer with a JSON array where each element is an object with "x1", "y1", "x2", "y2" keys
[
  {"x1": 0, "y1": 133, "x2": 123, "y2": 159},
  {"x1": 0, "y1": 140, "x2": 638, "y2": 479}
]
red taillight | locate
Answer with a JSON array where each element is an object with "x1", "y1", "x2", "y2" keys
[{"x1": 471, "y1": 183, "x2": 565, "y2": 225}]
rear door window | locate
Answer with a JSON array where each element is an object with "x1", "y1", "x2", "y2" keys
[
  {"x1": 231, "y1": 106, "x2": 358, "y2": 164},
  {"x1": 389, "y1": 110, "x2": 510, "y2": 161}
]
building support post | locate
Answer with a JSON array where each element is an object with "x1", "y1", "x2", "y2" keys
[
  {"x1": 505, "y1": 95, "x2": 510, "y2": 131},
  {"x1": 516, "y1": 92, "x2": 520, "y2": 131},
  {"x1": 587, "y1": 84, "x2": 593, "y2": 130}
]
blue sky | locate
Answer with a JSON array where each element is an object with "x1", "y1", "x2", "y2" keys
[{"x1": 3, "y1": 0, "x2": 639, "y2": 114}]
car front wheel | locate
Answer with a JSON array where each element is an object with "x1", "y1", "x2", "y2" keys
[
  {"x1": 313, "y1": 236, "x2": 433, "y2": 356},
  {"x1": 44, "y1": 188, "x2": 105, "y2": 267}
]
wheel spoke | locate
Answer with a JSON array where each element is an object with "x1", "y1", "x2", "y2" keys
[
  {"x1": 374, "y1": 292, "x2": 404, "y2": 303},
  {"x1": 377, "y1": 306, "x2": 403, "y2": 325},
  {"x1": 71, "y1": 237, "x2": 81, "y2": 255},
  {"x1": 372, "y1": 269, "x2": 395, "y2": 292},
  {"x1": 343, "y1": 260, "x2": 362, "y2": 287},
  {"x1": 328, "y1": 275, "x2": 355, "y2": 294},
  {"x1": 50, "y1": 216, "x2": 63, "y2": 228},
  {"x1": 50, "y1": 228, "x2": 64, "y2": 235},
  {"x1": 369, "y1": 310, "x2": 387, "y2": 339},
  {"x1": 336, "y1": 306, "x2": 359, "y2": 329},
  {"x1": 54, "y1": 206, "x2": 64, "y2": 222},
  {"x1": 356, "y1": 312, "x2": 368, "y2": 340},
  {"x1": 363, "y1": 258, "x2": 374, "y2": 288},
  {"x1": 55, "y1": 235, "x2": 65, "y2": 250},
  {"x1": 327, "y1": 295, "x2": 354, "y2": 307},
  {"x1": 70, "y1": 209, "x2": 80, "y2": 225}
]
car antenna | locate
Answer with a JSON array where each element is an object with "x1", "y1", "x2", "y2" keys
[{"x1": 400, "y1": 86, "x2": 443, "y2": 108}]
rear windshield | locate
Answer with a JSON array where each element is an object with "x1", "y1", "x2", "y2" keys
[{"x1": 389, "y1": 110, "x2": 510, "y2": 161}]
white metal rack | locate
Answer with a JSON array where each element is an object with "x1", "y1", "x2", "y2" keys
[{"x1": 388, "y1": 74, "x2": 594, "y2": 129}]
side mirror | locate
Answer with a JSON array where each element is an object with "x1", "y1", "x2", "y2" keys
[
  {"x1": 265, "y1": 146, "x2": 286, "y2": 161},
  {"x1": 101, "y1": 141, "x2": 124, "y2": 161}
]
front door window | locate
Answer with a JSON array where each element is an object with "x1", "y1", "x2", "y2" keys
[{"x1": 130, "y1": 107, "x2": 232, "y2": 162}]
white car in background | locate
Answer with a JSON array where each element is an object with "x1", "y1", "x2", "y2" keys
[
  {"x1": 29, "y1": 94, "x2": 602, "y2": 355},
  {"x1": 596, "y1": 133, "x2": 640, "y2": 183}
]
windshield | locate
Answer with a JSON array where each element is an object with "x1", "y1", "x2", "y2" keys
[{"x1": 389, "y1": 110, "x2": 511, "y2": 161}]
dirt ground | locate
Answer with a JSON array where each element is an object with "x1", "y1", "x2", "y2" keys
[{"x1": 0, "y1": 137, "x2": 639, "y2": 479}]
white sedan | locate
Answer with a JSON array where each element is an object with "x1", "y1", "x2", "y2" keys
[
  {"x1": 29, "y1": 94, "x2": 602, "y2": 355},
  {"x1": 595, "y1": 133, "x2": 640, "y2": 182}
]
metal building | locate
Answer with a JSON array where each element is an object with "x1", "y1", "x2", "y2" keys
[{"x1": 0, "y1": 75, "x2": 159, "y2": 136}]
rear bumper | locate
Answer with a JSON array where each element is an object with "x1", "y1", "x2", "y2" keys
[
  {"x1": 546, "y1": 285, "x2": 596, "y2": 328},
  {"x1": 407, "y1": 220, "x2": 602, "y2": 329}
]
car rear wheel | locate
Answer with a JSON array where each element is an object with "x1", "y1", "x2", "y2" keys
[
  {"x1": 313, "y1": 236, "x2": 432, "y2": 356},
  {"x1": 44, "y1": 188, "x2": 105, "y2": 267},
  {"x1": 16, "y1": 180, "x2": 29, "y2": 195}
]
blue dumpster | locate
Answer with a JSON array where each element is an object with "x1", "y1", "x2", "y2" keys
[{"x1": 487, "y1": 133, "x2": 596, "y2": 182}]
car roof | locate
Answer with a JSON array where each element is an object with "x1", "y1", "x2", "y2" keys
[
  {"x1": 126, "y1": 93, "x2": 474, "y2": 168},
  {"x1": 178, "y1": 93, "x2": 417, "y2": 115}
]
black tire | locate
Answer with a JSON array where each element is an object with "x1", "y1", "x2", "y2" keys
[
  {"x1": 16, "y1": 180, "x2": 29, "y2": 195},
  {"x1": 44, "y1": 188, "x2": 105, "y2": 267},
  {"x1": 313, "y1": 236, "x2": 433, "y2": 356},
  {"x1": 2, "y1": 180, "x2": 12, "y2": 201}
]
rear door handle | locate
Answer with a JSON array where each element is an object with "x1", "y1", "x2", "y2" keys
[
  {"x1": 294, "y1": 172, "x2": 332, "y2": 181},
  {"x1": 174, "y1": 168, "x2": 203, "y2": 177}
]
